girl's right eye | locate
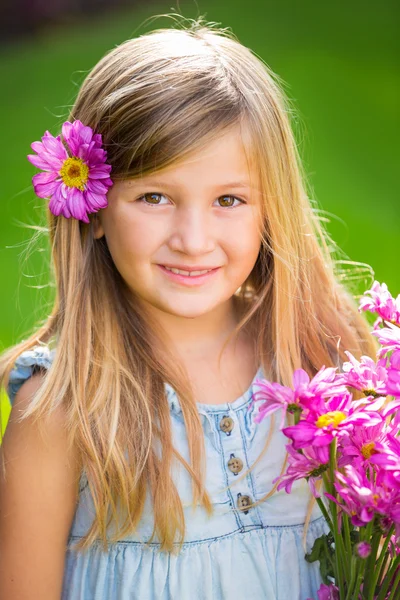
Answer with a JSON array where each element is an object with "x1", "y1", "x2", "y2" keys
[{"x1": 136, "y1": 192, "x2": 168, "y2": 207}]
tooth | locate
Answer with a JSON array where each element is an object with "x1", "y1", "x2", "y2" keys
[{"x1": 164, "y1": 266, "x2": 211, "y2": 276}]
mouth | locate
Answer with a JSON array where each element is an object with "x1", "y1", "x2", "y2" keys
[
  {"x1": 160, "y1": 265, "x2": 218, "y2": 276},
  {"x1": 157, "y1": 264, "x2": 220, "y2": 286}
]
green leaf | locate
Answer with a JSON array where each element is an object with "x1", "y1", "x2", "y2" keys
[{"x1": 305, "y1": 533, "x2": 336, "y2": 585}]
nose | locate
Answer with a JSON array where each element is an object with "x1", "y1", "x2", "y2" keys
[{"x1": 167, "y1": 205, "x2": 215, "y2": 255}]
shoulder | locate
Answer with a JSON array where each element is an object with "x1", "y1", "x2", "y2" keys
[
  {"x1": 6, "y1": 344, "x2": 56, "y2": 406},
  {"x1": 0, "y1": 350, "x2": 81, "y2": 600}
]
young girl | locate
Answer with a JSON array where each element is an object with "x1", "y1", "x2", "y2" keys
[{"x1": 0, "y1": 16, "x2": 377, "y2": 600}]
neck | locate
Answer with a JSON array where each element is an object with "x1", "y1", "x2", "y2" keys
[{"x1": 144, "y1": 296, "x2": 247, "y2": 360}]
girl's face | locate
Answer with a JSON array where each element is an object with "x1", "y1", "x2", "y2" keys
[{"x1": 93, "y1": 126, "x2": 263, "y2": 326}]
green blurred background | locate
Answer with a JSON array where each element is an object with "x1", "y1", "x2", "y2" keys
[{"x1": 1, "y1": 0, "x2": 399, "y2": 428}]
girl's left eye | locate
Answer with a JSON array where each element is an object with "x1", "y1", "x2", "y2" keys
[
  {"x1": 135, "y1": 193, "x2": 245, "y2": 208},
  {"x1": 216, "y1": 195, "x2": 245, "y2": 208}
]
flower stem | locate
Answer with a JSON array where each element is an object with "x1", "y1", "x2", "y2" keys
[
  {"x1": 316, "y1": 496, "x2": 333, "y2": 531},
  {"x1": 352, "y1": 569, "x2": 364, "y2": 600},
  {"x1": 369, "y1": 524, "x2": 395, "y2": 592},
  {"x1": 365, "y1": 519, "x2": 381, "y2": 600},
  {"x1": 323, "y1": 535, "x2": 336, "y2": 571},
  {"x1": 376, "y1": 554, "x2": 400, "y2": 600},
  {"x1": 328, "y1": 439, "x2": 347, "y2": 596},
  {"x1": 343, "y1": 512, "x2": 352, "y2": 556},
  {"x1": 344, "y1": 555, "x2": 358, "y2": 600},
  {"x1": 387, "y1": 567, "x2": 400, "y2": 599}
]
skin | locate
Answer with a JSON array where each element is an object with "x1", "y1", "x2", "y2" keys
[{"x1": 93, "y1": 125, "x2": 263, "y2": 359}]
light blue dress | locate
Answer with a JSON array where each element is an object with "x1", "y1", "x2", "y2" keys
[{"x1": 7, "y1": 345, "x2": 329, "y2": 600}]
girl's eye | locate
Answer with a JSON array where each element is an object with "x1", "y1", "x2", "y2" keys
[
  {"x1": 136, "y1": 193, "x2": 169, "y2": 206},
  {"x1": 136, "y1": 193, "x2": 245, "y2": 208},
  {"x1": 216, "y1": 195, "x2": 245, "y2": 208}
]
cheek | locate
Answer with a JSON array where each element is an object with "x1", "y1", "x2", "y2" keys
[
  {"x1": 104, "y1": 210, "x2": 162, "y2": 264},
  {"x1": 226, "y1": 217, "x2": 261, "y2": 264}
]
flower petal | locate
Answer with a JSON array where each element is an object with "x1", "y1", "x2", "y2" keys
[
  {"x1": 84, "y1": 190, "x2": 108, "y2": 211},
  {"x1": 293, "y1": 369, "x2": 310, "y2": 388},
  {"x1": 87, "y1": 179, "x2": 109, "y2": 194},
  {"x1": 87, "y1": 147, "x2": 107, "y2": 164},
  {"x1": 32, "y1": 171, "x2": 58, "y2": 185},
  {"x1": 48, "y1": 183, "x2": 68, "y2": 216},
  {"x1": 41, "y1": 132, "x2": 67, "y2": 160},
  {"x1": 77, "y1": 123, "x2": 94, "y2": 145},
  {"x1": 33, "y1": 178, "x2": 61, "y2": 198},
  {"x1": 66, "y1": 187, "x2": 90, "y2": 222},
  {"x1": 89, "y1": 166, "x2": 113, "y2": 179},
  {"x1": 27, "y1": 153, "x2": 56, "y2": 171}
]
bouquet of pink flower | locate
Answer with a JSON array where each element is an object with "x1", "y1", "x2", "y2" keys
[{"x1": 252, "y1": 281, "x2": 400, "y2": 600}]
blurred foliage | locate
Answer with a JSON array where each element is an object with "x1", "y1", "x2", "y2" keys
[{"x1": 0, "y1": 1, "x2": 398, "y2": 411}]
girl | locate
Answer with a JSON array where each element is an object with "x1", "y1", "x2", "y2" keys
[{"x1": 0, "y1": 16, "x2": 377, "y2": 600}]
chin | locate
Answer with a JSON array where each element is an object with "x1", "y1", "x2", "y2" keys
[
  {"x1": 163, "y1": 305, "x2": 214, "y2": 319},
  {"x1": 153, "y1": 298, "x2": 218, "y2": 318}
]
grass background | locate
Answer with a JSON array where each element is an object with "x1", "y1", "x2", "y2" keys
[{"x1": 1, "y1": 0, "x2": 399, "y2": 430}]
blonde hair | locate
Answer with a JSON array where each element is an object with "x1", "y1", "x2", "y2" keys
[{"x1": 0, "y1": 15, "x2": 378, "y2": 555}]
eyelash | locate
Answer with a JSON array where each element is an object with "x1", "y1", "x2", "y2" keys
[{"x1": 135, "y1": 192, "x2": 246, "y2": 209}]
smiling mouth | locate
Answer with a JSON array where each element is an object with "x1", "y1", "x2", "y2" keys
[
  {"x1": 157, "y1": 264, "x2": 220, "y2": 284},
  {"x1": 161, "y1": 266, "x2": 216, "y2": 276}
]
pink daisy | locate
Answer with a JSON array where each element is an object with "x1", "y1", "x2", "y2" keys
[
  {"x1": 341, "y1": 350, "x2": 388, "y2": 396},
  {"x1": 27, "y1": 120, "x2": 113, "y2": 223},
  {"x1": 359, "y1": 281, "x2": 400, "y2": 325}
]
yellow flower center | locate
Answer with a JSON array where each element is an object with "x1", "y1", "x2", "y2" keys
[
  {"x1": 361, "y1": 442, "x2": 376, "y2": 459},
  {"x1": 362, "y1": 388, "x2": 379, "y2": 398},
  {"x1": 316, "y1": 411, "x2": 347, "y2": 429},
  {"x1": 60, "y1": 157, "x2": 89, "y2": 190}
]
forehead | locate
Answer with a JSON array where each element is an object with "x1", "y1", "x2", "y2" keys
[{"x1": 120, "y1": 126, "x2": 258, "y2": 190}]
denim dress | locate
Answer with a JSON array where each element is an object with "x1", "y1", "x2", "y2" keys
[{"x1": 7, "y1": 345, "x2": 329, "y2": 600}]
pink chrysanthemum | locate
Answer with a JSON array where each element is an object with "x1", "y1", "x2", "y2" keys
[
  {"x1": 359, "y1": 280, "x2": 400, "y2": 325},
  {"x1": 251, "y1": 378, "x2": 294, "y2": 429},
  {"x1": 27, "y1": 120, "x2": 113, "y2": 223},
  {"x1": 306, "y1": 583, "x2": 339, "y2": 600},
  {"x1": 272, "y1": 442, "x2": 330, "y2": 497},
  {"x1": 385, "y1": 349, "x2": 400, "y2": 400},
  {"x1": 355, "y1": 541, "x2": 371, "y2": 558},
  {"x1": 341, "y1": 350, "x2": 388, "y2": 397},
  {"x1": 282, "y1": 392, "x2": 382, "y2": 450},
  {"x1": 338, "y1": 420, "x2": 389, "y2": 469},
  {"x1": 251, "y1": 366, "x2": 347, "y2": 430},
  {"x1": 326, "y1": 464, "x2": 400, "y2": 530},
  {"x1": 372, "y1": 321, "x2": 400, "y2": 359}
]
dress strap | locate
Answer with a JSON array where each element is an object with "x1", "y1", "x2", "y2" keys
[{"x1": 7, "y1": 345, "x2": 55, "y2": 405}]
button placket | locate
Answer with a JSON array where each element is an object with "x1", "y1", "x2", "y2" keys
[{"x1": 217, "y1": 410, "x2": 258, "y2": 528}]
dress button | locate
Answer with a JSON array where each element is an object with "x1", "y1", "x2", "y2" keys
[
  {"x1": 219, "y1": 415, "x2": 234, "y2": 435},
  {"x1": 228, "y1": 453, "x2": 243, "y2": 475},
  {"x1": 237, "y1": 492, "x2": 252, "y2": 514}
]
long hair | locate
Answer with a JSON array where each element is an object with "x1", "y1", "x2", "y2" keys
[{"x1": 0, "y1": 16, "x2": 378, "y2": 554}]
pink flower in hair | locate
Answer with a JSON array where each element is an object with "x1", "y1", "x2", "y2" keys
[{"x1": 27, "y1": 120, "x2": 113, "y2": 223}]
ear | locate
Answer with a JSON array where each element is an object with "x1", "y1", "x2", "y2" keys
[{"x1": 92, "y1": 214, "x2": 105, "y2": 240}]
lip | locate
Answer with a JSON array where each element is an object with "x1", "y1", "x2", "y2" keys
[
  {"x1": 157, "y1": 264, "x2": 220, "y2": 286},
  {"x1": 159, "y1": 264, "x2": 220, "y2": 272}
]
